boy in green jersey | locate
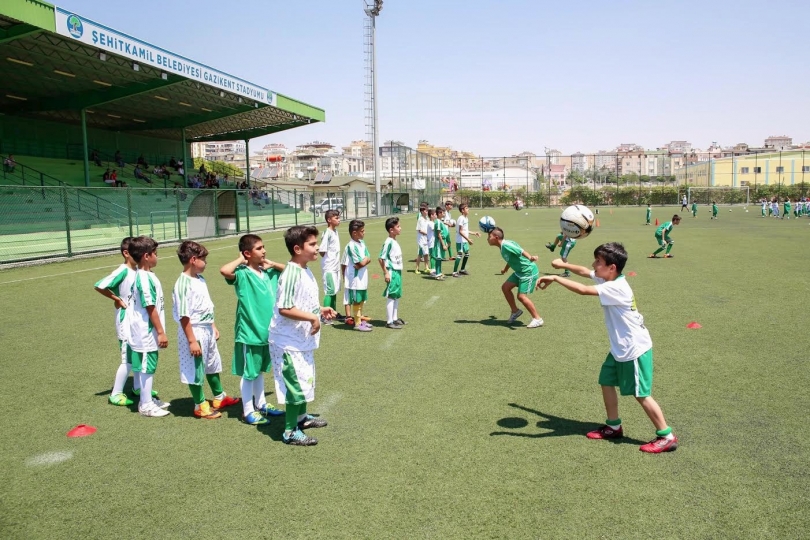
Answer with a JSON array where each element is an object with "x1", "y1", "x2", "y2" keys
[
  {"x1": 432, "y1": 207, "x2": 450, "y2": 280},
  {"x1": 711, "y1": 201, "x2": 719, "y2": 219},
  {"x1": 488, "y1": 227, "x2": 544, "y2": 328},
  {"x1": 545, "y1": 232, "x2": 576, "y2": 277},
  {"x1": 220, "y1": 234, "x2": 286, "y2": 425},
  {"x1": 782, "y1": 198, "x2": 791, "y2": 219},
  {"x1": 645, "y1": 203, "x2": 652, "y2": 225},
  {"x1": 536, "y1": 242, "x2": 678, "y2": 453},
  {"x1": 691, "y1": 201, "x2": 697, "y2": 218},
  {"x1": 649, "y1": 215, "x2": 681, "y2": 258}
]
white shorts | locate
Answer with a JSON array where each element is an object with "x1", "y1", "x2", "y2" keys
[
  {"x1": 343, "y1": 287, "x2": 349, "y2": 306},
  {"x1": 178, "y1": 325, "x2": 222, "y2": 385},
  {"x1": 322, "y1": 270, "x2": 340, "y2": 296},
  {"x1": 417, "y1": 240, "x2": 430, "y2": 256},
  {"x1": 269, "y1": 343, "x2": 315, "y2": 406},
  {"x1": 119, "y1": 340, "x2": 128, "y2": 364}
]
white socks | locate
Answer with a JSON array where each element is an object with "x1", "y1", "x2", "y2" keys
[
  {"x1": 138, "y1": 373, "x2": 154, "y2": 407},
  {"x1": 240, "y1": 377, "x2": 254, "y2": 415},
  {"x1": 112, "y1": 362, "x2": 131, "y2": 396},
  {"x1": 386, "y1": 298, "x2": 395, "y2": 323},
  {"x1": 253, "y1": 374, "x2": 266, "y2": 409}
]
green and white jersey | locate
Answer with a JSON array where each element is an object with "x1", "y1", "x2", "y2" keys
[
  {"x1": 126, "y1": 269, "x2": 165, "y2": 353},
  {"x1": 591, "y1": 272, "x2": 652, "y2": 362},
  {"x1": 455, "y1": 215, "x2": 470, "y2": 244},
  {"x1": 172, "y1": 273, "x2": 214, "y2": 326},
  {"x1": 784, "y1": 201, "x2": 791, "y2": 212},
  {"x1": 712, "y1": 203, "x2": 719, "y2": 214},
  {"x1": 500, "y1": 240, "x2": 536, "y2": 277},
  {"x1": 655, "y1": 221, "x2": 673, "y2": 237},
  {"x1": 379, "y1": 238, "x2": 403, "y2": 270},
  {"x1": 345, "y1": 239, "x2": 370, "y2": 290},
  {"x1": 95, "y1": 263, "x2": 136, "y2": 341},
  {"x1": 269, "y1": 263, "x2": 321, "y2": 352},
  {"x1": 226, "y1": 265, "x2": 281, "y2": 346},
  {"x1": 691, "y1": 202, "x2": 697, "y2": 212},
  {"x1": 646, "y1": 207, "x2": 652, "y2": 219},
  {"x1": 435, "y1": 219, "x2": 450, "y2": 244},
  {"x1": 319, "y1": 227, "x2": 341, "y2": 274},
  {"x1": 556, "y1": 233, "x2": 576, "y2": 253}
]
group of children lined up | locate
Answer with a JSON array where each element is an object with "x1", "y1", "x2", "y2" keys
[
  {"x1": 94, "y1": 218, "x2": 404, "y2": 446},
  {"x1": 414, "y1": 201, "x2": 480, "y2": 280},
  {"x1": 759, "y1": 197, "x2": 809, "y2": 219}
]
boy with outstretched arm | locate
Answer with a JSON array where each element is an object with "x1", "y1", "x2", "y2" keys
[
  {"x1": 173, "y1": 241, "x2": 239, "y2": 420},
  {"x1": 487, "y1": 227, "x2": 544, "y2": 328},
  {"x1": 379, "y1": 217, "x2": 406, "y2": 329},
  {"x1": 220, "y1": 234, "x2": 286, "y2": 425},
  {"x1": 269, "y1": 225, "x2": 337, "y2": 446},
  {"x1": 536, "y1": 242, "x2": 678, "y2": 453},
  {"x1": 452, "y1": 203, "x2": 480, "y2": 277}
]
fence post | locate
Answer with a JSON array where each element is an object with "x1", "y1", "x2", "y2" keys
[
  {"x1": 213, "y1": 191, "x2": 220, "y2": 237},
  {"x1": 244, "y1": 190, "x2": 251, "y2": 232},
  {"x1": 312, "y1": 189, "x2": 316, "y2": 225},
  {"x1": 234, "y1": 189, "x2": 241, "y2": 233},
  {"x1": 294, "y1": 189, "x2": 298, "y2": 226},
  {"x1": 126, "y1": 187, "x2": 134, "y2": 237},
  {"x1": 175, "y1": 190, "x2": 182, "y2": 240},
  {"x1": 271, "y1": 188, "x2": 275, "y2": 230},
  {"x1": 40, "y1": 172, "x2": 45, "y2": 199},
  {"x1": 62, "y1": 185, "x2": 72, "y2": 257}
]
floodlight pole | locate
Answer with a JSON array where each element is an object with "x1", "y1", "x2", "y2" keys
[{"x1": 365, "y1": 1, "x2": 383, "y2": 215}]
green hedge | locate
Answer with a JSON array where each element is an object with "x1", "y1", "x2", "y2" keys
[{"x1": 452, "y1": 188, "x2": 549, "y2": 207}]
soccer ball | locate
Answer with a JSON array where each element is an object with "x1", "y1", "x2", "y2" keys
[
  {"x1": 560, "y1": 204, "x2": 595, "y2": 239},
  {"x1": 478, "y1": 215, "x2": 496, "y2": 233}
]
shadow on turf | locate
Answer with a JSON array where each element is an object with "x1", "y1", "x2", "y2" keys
[
  {"x1": 490, "y1": 403, "x2": 647, "y2": 444},
  {"x1": 454, "y1": 315, "x2": 520, "y2": 329}
]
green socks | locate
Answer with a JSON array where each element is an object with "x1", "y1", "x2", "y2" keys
[
  {"x1": 285, "y1": 403, "x2": 302, "y2": 432},
  {"x1": 453, "y1": 257, "x2": 461, "y2": 273},
  {"x1": 188, "y1": 384, "x2": 205, "y2": 405},
  {"x1": 206, "y1": 373, "x2": 223, "y2": 396},
  {"x1": 656, "y1": 426, "x2": 672, "y2": 437},
  {"x1": 460, "y1": 255, "x2": 469, "y2": 271}
]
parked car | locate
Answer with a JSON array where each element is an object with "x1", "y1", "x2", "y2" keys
[{"x1": 315, "y1": 197, "x2": 343, "y2": 213}]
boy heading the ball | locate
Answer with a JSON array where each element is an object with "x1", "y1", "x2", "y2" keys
[
  {"x1": 487, "y1": 227, "x2": 544, "y2": 328},
  {"x1": 536, "y1": 242, "x2": 678, "y2": 453}
]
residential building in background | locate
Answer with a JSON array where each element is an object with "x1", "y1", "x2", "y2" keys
[{"x1": 764, "y1": 135, "x2": 792, "y2": 150}]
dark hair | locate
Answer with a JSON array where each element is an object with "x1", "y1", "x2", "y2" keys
[
  {"x1": 324, "y1": 209, "x2": 340, "y2": 221},
  {"x1": 284, "y1": 225, "x2": 318, "y2": 255},
  {"x1": 348, "y1": 219, "x2": 365, "y2": 234},
  {"x1": 435, "y1": 206, "x2": 445, "y2": 215},
  {"x1": 593, "y1": 242, "x2": 628, "y2": 273},
  {"x1": 177, "y1": 240, "x2": 209, "y2": 264},
  {"x1": 128, "y1": 236, "x2": 158, "y2": 263},
  {"x1": 444, "y1": 201, "x2": 453, "y2": 207},
  {"x1": 385, "y1": 217, "x2": 399, "y2": 232},
  {"x1": 672, "y1": 214, "x2": 681, "y2": 221},
  {"x1": 419, "y1": 202, "x2": 428, "y2": 209},
  {"x1": 238, "y1": 234, "x2": 262, "y2": 255},
  {"x1": 490, "y1": 227, "x2": 504, "y2": 240},
  {"x1": 120, "y1": 237, "x2": 133, "y2": 255},
  {"x1": 459, "y1": 203, "x2": 468, "y2": 211},
  {"x1": 428, "y1": 208, "x2": 436, "y2": 217}
]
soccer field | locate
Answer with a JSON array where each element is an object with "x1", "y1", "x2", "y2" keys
[{"x1": 1, "y1": 206, "x2": 808, "y2": 539}]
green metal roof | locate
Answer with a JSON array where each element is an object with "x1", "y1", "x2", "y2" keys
[{"x1": 0, "y1": 0, "x2": 324, "y2": 142}]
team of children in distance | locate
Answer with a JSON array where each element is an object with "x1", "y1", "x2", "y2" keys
[{"x1": 94, "y1": 200, "x2": 682, "y2": 452}]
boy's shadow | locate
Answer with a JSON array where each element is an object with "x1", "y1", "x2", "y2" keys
[
  {"x1": 490, "y1": 403, "x2": 646, "y2": 445},
  {"x1": 455, "y1": 315, "x2": 519, "y2": 329}
]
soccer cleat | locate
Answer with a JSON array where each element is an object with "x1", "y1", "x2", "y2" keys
[
  {"x1": 586, "y1": 425, "x2": 624, "y2": 439},
  {"x1": 194, "y1": 401, "x2": 221, "y2": 419},
  {"x1": 152, "y1": 398, "x2": 170, "y2": 410},
  {"x1": 386, "y1": 322, "x2": 403, "y2": 329},
  {"x1": 459, "y1": 270, "x2": 469, "y2": 275},
  {"x1": 297, "y1": 414, "x2": 328, "y2": 430},
  {"x1": 545, "y1": 243, "x2": 555, "y2": 252},
  {"x1": 355, "y1": 322, "x2": 373, "y2": 332},
  {"x1": 414, "y1": 269, "x2": 421, "y2": 274},
  {"x1": 394, "y1": 318, "x2": 407, "y2": 326},
  {"x1": 109, "y1": 393, "x2": 133, "y2": 406},
  {"x1": 435, "y1": 274, "x2": 445, "y2": 281},
  {"x1": 243, "y1": 411, "x2": 269, "y2": 425},
  {"x1": 139, "y1": 402, "x2": 169, "y2": 417},
  {"x1": 334, "y1": 313, "x2": 347, "y2": 323},
  {"x1": 321, "y1": 317, "x2": 333, "y2": 325},
  {"x1": 452, "y1": 272, "x2": 460, "y2": 278},
  {"x1": 212, "y1": 395, "x2": 241, "y2": 410},
  {"x1": 258, "y1": 403, "x2": 285, "y2": 417},
  {"x1": 663, "y1": 254, "x2": 674, "y2": 258},
  {"x1": 639, "y1": 435, "x2": 679, "y2": 453},
  {"x1": 282, "y1": 429, "x2": 318, "y2": 446},
  {"x1": 132, "y1": 388, "x2": 159, "y2": 398},
  {"x1": 507, "y1": 309, "x2": 524, "y2": 324},
  {"x1": 648, "y1": 254, "x2": 659, "y2": 259},
  {"x1": 527, "y1": 318, "x2": 544, "y2": 329},
  {"x1": 561, "y1": 271, "x2": 571, "y2": 278}
]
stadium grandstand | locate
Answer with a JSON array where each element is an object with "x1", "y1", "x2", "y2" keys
[{"x1": 0, "y1": 0, "x2": 332, "y2": 264}]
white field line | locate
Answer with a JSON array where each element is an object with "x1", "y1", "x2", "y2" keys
[
  {"x1": 25, "y1": 450, "x2": 74, "y2": 467},
  {"x1": 316, "y1": 392, "x2": 343, "y2": 414},
  {"x1": 381, "y1": 331, "x2": 403, "y2": 350},
  {"x1": 423, "y1": 295, "x2": 440, "y2": 308}
]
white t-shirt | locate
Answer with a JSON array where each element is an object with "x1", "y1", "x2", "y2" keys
[
  {"x1": 379, "y1": 238, "x2": 403, "y2": 270},
  {"x1": 172, "y1": 273, "x2": 214, "y2": 325},
  {"x1": 344, "y1": 239, "x2": 369, "y2": 290},
  {"x1": 319, "y1": 227, "x2": 341, "y2": 274},
  {"x1": 94, "y1": 263, "x2": 136, "y2": 341},
  {"x1": 269, "y1": 263, "x2": 321, "y2": 351},
  {"x1": 426, "y1": 220, "x2": 435, "y2": 248},
  {"x1": 456, "y1": 215, "x2": 469, "y2": 244},
  {"x1": 126, "y1": 269, "x2": 165, "y2": 352},
  {"x1": 416, "y1": 215, "x2": 429, "y2": 245},
  {"x1": 591, "y1": 272, "x2": 652, "y2": 362}
]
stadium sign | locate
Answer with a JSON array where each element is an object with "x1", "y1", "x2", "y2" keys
[{"x1": 54, "y1": 8, "x2": 275, "y2": 105}]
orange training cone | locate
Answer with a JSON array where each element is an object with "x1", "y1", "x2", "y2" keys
[{"x1": 654, "y1": 218, "x2": 659, "y2": 226}]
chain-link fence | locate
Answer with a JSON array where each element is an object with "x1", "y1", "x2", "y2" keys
[{"x1": 0, "y1": 184, "x2": 443, "y2": 264}]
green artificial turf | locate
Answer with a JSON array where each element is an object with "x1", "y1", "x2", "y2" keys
[{"x1": 0, "y1": 205, "x2": 808, "y2": 539}]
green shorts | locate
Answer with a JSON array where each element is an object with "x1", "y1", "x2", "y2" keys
[
  {"x1": 455, "y1": 242, "x2": 469, "y2": 256},
  {"x1": 348, "y1": 289, "x2": 368, "y2": 304},
  {"x1": 507, "y1": 271, "x2": 539, "y2": 295},
  {"x1": 128, "y1": 346, "x2": 159, "y2": 374},
  {"x1": 655, "y1": 234, "x2": 667, "y2": 246},
  {"x1": 598, "y1": 349, "x2": 653, "y2": 397},
  {"x1": 383, "y1": 269, "x2": 402, "y2": 299},
  {"x1": 232, "y1": 342, "x2": 271, "y2": 381},
  {"x1": 560, "y1": 240, "x2": 576, "y2": 259}
]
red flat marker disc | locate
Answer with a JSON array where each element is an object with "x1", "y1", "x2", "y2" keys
[
  {"x1": 686, "y1": 322, "x2": 702, "y2": 329},
  {"x1": 67, "y1": 424, "x2": 97, "y2": 438},
  {"x1": 627, "y1": 271, "x2": 637, "y2": 277}
]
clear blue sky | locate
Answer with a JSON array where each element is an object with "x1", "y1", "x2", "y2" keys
[{"x1": 61, "y1": 0, "x2": 809, "y2": 155}]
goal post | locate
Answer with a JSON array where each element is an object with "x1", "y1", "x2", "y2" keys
[{"x1": 687, "y1": 186, "x2": 749, "y2": 206}]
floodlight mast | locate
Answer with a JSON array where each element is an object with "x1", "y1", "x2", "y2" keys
[{"x1": 364, "y1": 0, "x2": 383, "y2": 214}]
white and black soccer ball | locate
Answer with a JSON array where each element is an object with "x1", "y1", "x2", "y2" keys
[
  {"x1": 560, "y1": 204, "x2": 595, "y2": 239},
  {"x1": 478, "y1": 215, "x2": 496, "y2": 233}
]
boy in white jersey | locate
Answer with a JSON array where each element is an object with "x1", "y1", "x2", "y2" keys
[
  {"x1": 379, "y1": 217, "x2": 406, "y2": 329},
  {"x1": 452, "y1": 203, "x2": 480, "y2": 277},
  {"x1": 173, "y1": 241, "x2": 239, "y2": 420},
  {"x1": 426, "y1": 208, "x2": 437, "y2": 275},
  {"x1": 415, "y1": 204, "x2": 430, "y2": 274},
  {"x1": 345, "y1": 219, "x2": 373, "y2": 331},
  {"x1": 537, "y1": 242, "x2": 678, "y2": 453},
  {"x1": 220, "y1": 234, "x2": 286, "y2": 425},
  {"x1": 125, "y1": 236, "x2": 170, "y2": 417},
  {"x1": 269, "y1": 225, "x2": 337, "y2": 446},
  {"x1": 94, "y1": 237, "x2": 138, "y2": 406},
  {"x1": 318, "y1": 209, "x2": 345, "y2": 325}
]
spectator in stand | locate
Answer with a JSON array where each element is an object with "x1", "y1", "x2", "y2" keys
[
  {"x1": 3, "y1": 154, "x2": 15, "y2": 173},
  {"x1": 169, "y1": 157, "x2": 178, "y2": 170},
  {"x1": 177, "y1": 165, "x2": 185, "y2": 178},
  {"x1": 90, "y1": 149, "x2": 102, "y2": 167},
  {"x1": 115, "y1": 150, "x2": 125, "y2": 168},
  {"x1": 134, "y1": 165, "x2": 151, "y2": 183},
  {"x1": 137, "y1": 154, "x2": 148, "y2": 168},
  {"x1": 111, "y1": 169, "x2": 122, "y2": 187},
  {"x1": 199, "y1": 162, "x2": 207, "y2": 176}
]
